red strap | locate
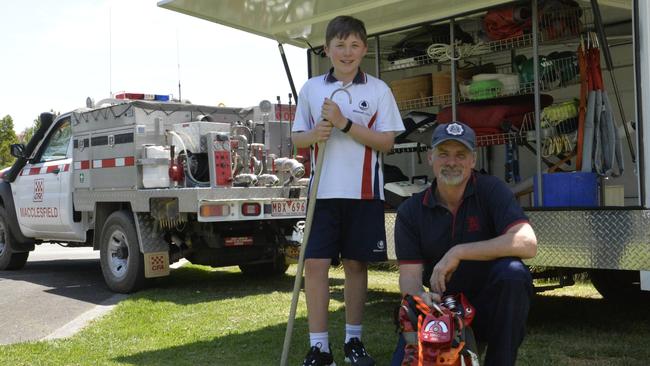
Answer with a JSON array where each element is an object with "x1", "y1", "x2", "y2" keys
[{"x1": 576, "y1": 46, "x2": 588, "y2": 170}]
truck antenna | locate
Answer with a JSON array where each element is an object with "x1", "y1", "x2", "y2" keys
[
  {"x1": 109, "y1": 6, "x2": 113, "y2": 96},
  {"x1": 177, "y1": 29, "x2": 182, "y2": 102}
]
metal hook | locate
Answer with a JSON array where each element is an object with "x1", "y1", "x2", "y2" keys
[{"x1": 329, "y1": 86, "x2": 352, "y2": 104}]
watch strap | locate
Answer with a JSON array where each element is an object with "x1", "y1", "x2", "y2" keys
[{"x1": 341, "y1": 119, "x2": 353, "y2": 133}]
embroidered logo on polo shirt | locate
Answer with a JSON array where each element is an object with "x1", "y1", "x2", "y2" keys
[
  {"x1": 446, "y1": 123, "x2": 464, "y2": 136},
  {"x1": 359, "y1": 100, "x2": 369, "y2": 111},
  {"x1": 373, "y1": 240, "x2": 385, "y2": 252},
  {"x1": 467, "y1": 216, "x2": 480, "y2": 232}
]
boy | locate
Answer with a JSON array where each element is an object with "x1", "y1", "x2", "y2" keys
[{"x1": 292, "y1": 15, "x2": 404, "y2": 366}]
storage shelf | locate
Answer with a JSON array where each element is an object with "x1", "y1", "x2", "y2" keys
[
  {"x1": 383, "y1": 54, "x2": 436, "y2": 72},
  {"x1": 393, "y1": 102, "x2": 579, "y2": 149},
  {"x1": 389, "y1": 142, "x2": 429, "y2": 155},
  {"x1": 382, "y1": 6, "x2": 591, "y2": 73},
  {"x1": 473, "y1": 101, "x2": 579, "y2": 149},
  {"x1": 396, "y1": 54, "x2": 579, "y2": 111}
]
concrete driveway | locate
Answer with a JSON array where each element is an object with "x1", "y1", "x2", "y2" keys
[{"x1": 0, "y1": 244, "x2": 125, "y2": 345}]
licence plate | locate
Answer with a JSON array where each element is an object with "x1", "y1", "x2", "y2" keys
[
  {"x1": 271, "y1": 200, "x2": 306, "y2": 217},
  {"x1": 224, "y1": 236, "x2": 253, "y2": 247}
]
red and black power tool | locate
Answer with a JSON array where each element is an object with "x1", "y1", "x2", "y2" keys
[{"x1": 396, "y1": 293, "x2": 480, "y2": 366}]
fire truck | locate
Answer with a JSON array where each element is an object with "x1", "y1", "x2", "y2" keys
[
  {"x1": 0, "y1": 93, "x2": 308, "y2": 293},
  {"x1": 157, "y1": 0, "x2": 649, "y2": 299}
]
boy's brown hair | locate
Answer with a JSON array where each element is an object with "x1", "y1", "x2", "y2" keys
[{"x1": 325, "y1": 16, "x2": 368, "y2": 46}]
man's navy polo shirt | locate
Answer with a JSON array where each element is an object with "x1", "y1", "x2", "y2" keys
[{"x1": 395, "y1": 171, "x2": 529, "y2": 265}]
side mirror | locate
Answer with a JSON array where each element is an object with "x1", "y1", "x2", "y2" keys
[{"x1": 10, "y1": 144, "x2": 25, "y2": 159}]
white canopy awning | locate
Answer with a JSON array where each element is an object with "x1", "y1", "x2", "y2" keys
[{"x1": 158, "y1": 0, "x2": 632, "y2": 48}]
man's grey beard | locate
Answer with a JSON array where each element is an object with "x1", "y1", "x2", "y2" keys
[{"x1": 438, "y1": 169, "x2": 464, "y2": 186}]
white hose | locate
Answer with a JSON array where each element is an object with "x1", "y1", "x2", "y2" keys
[
  {"x1": 166, "y1": 130, "x2": 203, "y2": 184},
  {"x1": 426, "y1": 41, "x2": 491, "y2": 62}
]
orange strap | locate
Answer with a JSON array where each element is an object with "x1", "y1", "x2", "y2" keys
[{"x1": 417, "y1": 316, "x2": 425, "y2": 366}]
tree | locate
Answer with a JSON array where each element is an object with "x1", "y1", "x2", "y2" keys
[
  {"x1": 20, "y1": 115, "x2": 42, "y2": 144},
  {"x1": 0, "y1": 115, "x2": 18, "y2": 169},
  {"x1": 20, "y1": 110, "x2": 58, "y2": 144}
]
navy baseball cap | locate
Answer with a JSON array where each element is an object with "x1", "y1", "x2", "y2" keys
[{"x1": 431, "y1": 122, "x2": 476, "y2": 151}]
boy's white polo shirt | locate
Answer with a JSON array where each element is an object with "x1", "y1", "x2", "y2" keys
[{"x1": 292, "y1": 69, "x2": 404, "y2": 200}]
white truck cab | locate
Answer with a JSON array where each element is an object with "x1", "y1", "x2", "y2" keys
[{"x1": 12, "y1": 115, "x2": 85, "y2": 240}]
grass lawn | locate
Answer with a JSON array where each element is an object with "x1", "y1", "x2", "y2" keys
[{"x1": 0, "y1": 264, "x2": 648, "y2": 365}]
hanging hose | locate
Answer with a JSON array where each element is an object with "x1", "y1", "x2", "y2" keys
[
  {"x1": 426, "y1": 41, "x2": 491, "y2": 62},
  {"x1": 166, "y1": 130, "x2": 208, "y2": 186}
]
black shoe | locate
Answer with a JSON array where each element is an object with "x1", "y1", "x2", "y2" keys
[
  {"x1": 343, "y1": 337, "x2": 375, "y2": 365},
  {"x1": 302, "y1": 344, "x2": 336, "y2": 366}
]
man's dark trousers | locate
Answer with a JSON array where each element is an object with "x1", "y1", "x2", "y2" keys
[{"x1": 390, "y1": 257, "x2": 533, "y2": 366}]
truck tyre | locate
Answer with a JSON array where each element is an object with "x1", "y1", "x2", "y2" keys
[
  {"x1": 590, "y1": 269, "x2": 649, "y2": 301},
  {"x1": 99, "y1": 210, "x2": 145, "y2": 293},
  {"x1": 0, "y1": 206, "x2": 29, "y2": 270},
  {"x1": 239, "y1": 253, "x2": 288, "y2": 277}
]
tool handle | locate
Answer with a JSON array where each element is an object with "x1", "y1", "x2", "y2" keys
[{"x1": 280, "y1": 141, "x2": 326, "y2": 366}]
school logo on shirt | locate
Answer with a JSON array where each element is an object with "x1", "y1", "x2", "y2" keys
[
  {"x1": 359, "y1": 100, "x2": 369, "y2": 111},
  {"x1": 373, "y1": 240, "x2": 385, "y2": 252},
  {"x1": 467, "y1": 216, "x2": 480, "y2": 232}
]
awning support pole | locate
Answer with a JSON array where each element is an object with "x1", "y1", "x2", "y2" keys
[{"x1": 278, "y1": 43, "x2": 299, "y2": 104}]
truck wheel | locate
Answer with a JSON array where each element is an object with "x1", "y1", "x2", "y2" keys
[
  {"x1": 100, "y1": 211, "x2": 145, "y2": 293},
  {"x1": 239, "y1": 253, "x2": 288, "y2": 277},
  {"x1": 590, "y1": 269, "x2": 649, "y2": 301},
  {"x1": 0, "y1": 206, "x2": 29, "y2": 270}
]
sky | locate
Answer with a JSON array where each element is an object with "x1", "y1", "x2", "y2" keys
[{"x1": 0, "y1": 0, "x2": 309, "y2": 133}]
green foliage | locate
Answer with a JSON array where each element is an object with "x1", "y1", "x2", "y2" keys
[
  {"x1": 0, "y1": 115, "x2": 18, "y2": 169},
  {"x1": 20, "y1": 114, "x2": 44, "y2": 144},
  {"x1": 20, "y1": 110, "x2": 59, "y2": 144}
]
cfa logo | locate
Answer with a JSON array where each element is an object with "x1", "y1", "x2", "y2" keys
[
  {"x1": 446, "y1": 123, "x2": 465, "y2": 136},
  {"x1": 150, "y1": 254, "x2": 166, "y2": 272},
  {"x1": 33, "y1": 178, "x2": 44, "y2": 202}
]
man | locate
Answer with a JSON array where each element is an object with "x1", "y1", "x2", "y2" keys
[{"x1": 391, "y1": 122, "x2": 537, "y2": 366}]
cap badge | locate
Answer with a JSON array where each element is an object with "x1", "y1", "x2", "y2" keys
[{"x1": 446, "y1": 123, "x2": 464, "y2": 136}]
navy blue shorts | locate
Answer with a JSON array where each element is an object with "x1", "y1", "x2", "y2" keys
[{"x1": 305, "y1": 199, "x2": 387, "y2": 263}]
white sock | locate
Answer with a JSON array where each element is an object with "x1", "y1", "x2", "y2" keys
[
  {"x1": 310, "y1": 332, "x2": 330, "y2": 353},
  {"x1": 345, "y1": 324, "x2": 362, "y2": 343}
]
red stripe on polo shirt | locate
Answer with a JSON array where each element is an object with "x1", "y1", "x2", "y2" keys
[{"x1": 361, "y1": 112, "x2": 378, "y2": 199}]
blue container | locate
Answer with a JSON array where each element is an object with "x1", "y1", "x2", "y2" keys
[{"x1": 533, "y1": 172, "x2": 598, "y2": 207}]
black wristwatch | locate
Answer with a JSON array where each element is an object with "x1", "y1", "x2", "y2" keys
[{"x1": 341, "y1": 119, "x2": 353, "y2": 133}]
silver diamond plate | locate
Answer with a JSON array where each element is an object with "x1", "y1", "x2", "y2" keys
[
  {"x1": 385, "y1": 210, "x2": 650, "y2": 271},
  {"x1": 525, "y1": 210, "x2": 650, "y2": 270},
  {"x1": 386, "y1": 212, "x2": 397, "y2": 260},
  {"x1": 134, "y1": 212, "x2": 168, "y2": 253}
]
